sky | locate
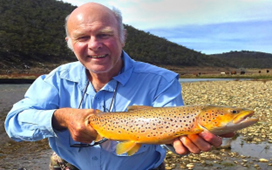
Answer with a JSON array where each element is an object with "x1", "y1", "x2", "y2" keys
[{"x1": 60, "y1": 0, "x2": 272, "y2": 54}]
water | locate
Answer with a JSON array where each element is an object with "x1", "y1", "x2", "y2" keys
[
  {"x1": 0, "y1": 84, "x2": 30, "y2": 112},
  {"x1": 229, "y1": 136, "x2": 272, "y2": 159}
]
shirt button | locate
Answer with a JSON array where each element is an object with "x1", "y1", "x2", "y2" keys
[{"x1": 92, "y1": 156, "x2": 98, "y2": 161}]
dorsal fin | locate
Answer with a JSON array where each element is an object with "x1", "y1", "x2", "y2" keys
[{"x1": 127, "y1": 105, "x2": 152, "y2": 112}]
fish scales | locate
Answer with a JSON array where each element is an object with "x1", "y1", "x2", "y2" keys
[{"x1": 88, "y1": 105, "x2": 258, "y2": 156}]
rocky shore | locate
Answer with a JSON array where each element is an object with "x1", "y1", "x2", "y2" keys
[
  {"x1": 165, "y1": 80, "x2": 272, "y2": 170},
  {"x1": 0, "y1": 80, "x2": 271, "y2": 169}
]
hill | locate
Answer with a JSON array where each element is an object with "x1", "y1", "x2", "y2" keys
[
  {"x1": 0, "y1": 0, "x2": 232, "y2": 75},
  {"x1": 210, "y1": 51, "x2": 272, "y2": 68},
  {"x1": 0, "y1": 0, "x2": 271, "y2": 77}
]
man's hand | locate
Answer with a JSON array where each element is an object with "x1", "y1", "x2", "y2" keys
[
  {"x1": 172, "y1": 132, "x2": 235, "y2": 155},
  {"x1": 52, "y1": 108, "x2": 98, "y2": 143}
]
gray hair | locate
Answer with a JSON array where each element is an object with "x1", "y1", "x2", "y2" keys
[{"x1": 65, "y1": 6, "x2": 125, "y2": 51}]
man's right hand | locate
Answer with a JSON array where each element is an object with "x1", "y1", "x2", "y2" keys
[{"x1": 52, "y1": 108, "x2": 98, "y2": 143}]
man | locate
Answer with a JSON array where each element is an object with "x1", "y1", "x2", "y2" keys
[{"x1": 5, "y1": 2, "x2": 232, "y2": 170}]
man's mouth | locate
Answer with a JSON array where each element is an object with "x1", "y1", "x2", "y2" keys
[{"x1": 89, "y1": 54, "x2": 107, "y2": 59}]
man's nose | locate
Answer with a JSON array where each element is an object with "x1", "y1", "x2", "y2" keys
[{"x1": 88, "y1": 37, "x2": 102, "y2": 50}]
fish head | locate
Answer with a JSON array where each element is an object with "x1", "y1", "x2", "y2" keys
[{"x1": 197, "y1": 106, "x2": 258, "y2": 135}]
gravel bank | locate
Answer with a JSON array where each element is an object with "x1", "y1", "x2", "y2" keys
[{"x1": 165, "y1": 80, "x2": 272, "y2": 170}]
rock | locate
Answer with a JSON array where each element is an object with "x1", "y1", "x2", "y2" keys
[{"x1": 259, "y1": 158, "x2": 269, "y2": 162}]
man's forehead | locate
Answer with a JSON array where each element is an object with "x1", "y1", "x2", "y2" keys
[{"x1": 67, "y1": 9, "x2": 118, "y2": 34}]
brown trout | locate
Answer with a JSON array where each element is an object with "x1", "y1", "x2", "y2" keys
[{"x1": 87, "y1": 105, "x2": 258, "y2": 156}]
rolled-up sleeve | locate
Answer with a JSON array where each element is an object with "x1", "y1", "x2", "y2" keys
[{"x1": 5, "y1": 75, "x2": 59, "y2": 141}]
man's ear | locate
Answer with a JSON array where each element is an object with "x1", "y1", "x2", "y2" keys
[{"x1": 65, "y1": 37, "x2": 73, "y2": 51}]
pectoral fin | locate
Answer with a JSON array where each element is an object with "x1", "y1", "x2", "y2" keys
[
  {"x1": 127, "y1": 143, "x2": 141, "y2": 156},
  {"x1": 94, "y1": 134, "x2": 104, "y2": 142},
  {"x1": 116, "y1": 141, "x2": 141, "y2": 156}
]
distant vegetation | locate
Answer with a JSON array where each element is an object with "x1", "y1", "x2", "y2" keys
[
  {"x1": 210, "y1": 51, "x2": 272, "y2": 68},
  {"x1": 0, "y1": 0, "x2": 271, "y2": 75}
]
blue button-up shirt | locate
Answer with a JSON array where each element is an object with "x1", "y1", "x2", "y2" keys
[{"x1": 5, "y1": 51, "x2": 184, "y2": 170}]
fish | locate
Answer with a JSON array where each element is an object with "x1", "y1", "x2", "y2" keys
[{"x1": 87, "y1": 105, "x2": 258, "y2": 156}]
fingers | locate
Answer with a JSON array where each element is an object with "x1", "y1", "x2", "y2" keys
[
  {"x1": 172, "y1": 138, "x2": 189, "y2": 155},
  {"x1": 68, "y1": 109, "x2": 98, "y2": 143},
  {"x1": 172, "y1": 132, "x2": 226, "y2": 155},
  {"x1": 188, "y1": 134, "x2": 211, "y2": 152},
  {"x1": 198, "y1": 132, "x2": 222, "y2": 148}
]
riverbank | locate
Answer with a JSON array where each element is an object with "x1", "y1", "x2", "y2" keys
[{"x1": 0, "y1": 80, "x2": 271, "y2": 169}]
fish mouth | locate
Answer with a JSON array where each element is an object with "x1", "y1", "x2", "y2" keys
[{"x1": 233, "y1": 111, "x2": 258, "y2": 124}]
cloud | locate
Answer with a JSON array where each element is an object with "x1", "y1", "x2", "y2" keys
[{"x1": 63, "y1": 0, "x2": 272, "y2": 28}]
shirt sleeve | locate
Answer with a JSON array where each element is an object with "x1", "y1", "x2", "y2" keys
[
  {"x1": 5, "y1": 75, "x2": 59, "y2": 142},
  {"x1": 152, "y1": 74, "x2": 184, "y2": 107}
]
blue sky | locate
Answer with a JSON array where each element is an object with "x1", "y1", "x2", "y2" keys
[{"x1": 60, "y1": 0, "x2": 272, "y2": 54}]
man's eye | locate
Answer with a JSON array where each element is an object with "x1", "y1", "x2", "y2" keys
[
  {"x1": 77, "y1": 36, "x2": 89, "y2": 41},
  {"x1": 99, "y1": 34, "x2": 110, "y2": 39}
]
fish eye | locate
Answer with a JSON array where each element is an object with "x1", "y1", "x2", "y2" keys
[{"x1": 231, "y1": 110, "x2": 238, "y2": 114}]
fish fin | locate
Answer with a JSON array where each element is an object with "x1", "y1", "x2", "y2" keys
[
  {"x1": 94, "y1": 134, "x2": 104, "y2": 142},
  {"x1": 127, "y1": 143, "x2": 142, "y2": 156},
  {"x1": 116, "y1": 141, "x2": 137, "y2": 155},
  {"x1": 127, "y1": 105, "x2": 152, "y2": 112},
  {"x1": 95, "y1": 109, "x2": 103, "y2": 114}
]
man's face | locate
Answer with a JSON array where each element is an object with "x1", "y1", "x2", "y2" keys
[{"x1": 67, "y1": 6, "x2": 125, "y2": 74}]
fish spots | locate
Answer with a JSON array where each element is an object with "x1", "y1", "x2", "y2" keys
[{"x1": 89, "y1": 106, "x2": 212, "y2": 141}]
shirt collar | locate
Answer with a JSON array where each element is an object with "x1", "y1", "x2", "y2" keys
[
  {"x1": 59, "y1": 61, "x2": 88, "y2": 92},
  {"x1": 113, "y1": 51, "x2": 134, "y2": 86}
]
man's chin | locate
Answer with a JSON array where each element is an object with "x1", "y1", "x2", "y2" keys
[{"x1": 87, "y1": 67, "x2": 111, "y2": 74}]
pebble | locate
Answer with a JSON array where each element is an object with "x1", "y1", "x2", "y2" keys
[
  {"x1": 259, "y1": 158, "x2": 269, "y2": 162},
  {"x1": 186, "y1": 163, "x2": 194, "y2": 169}
]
